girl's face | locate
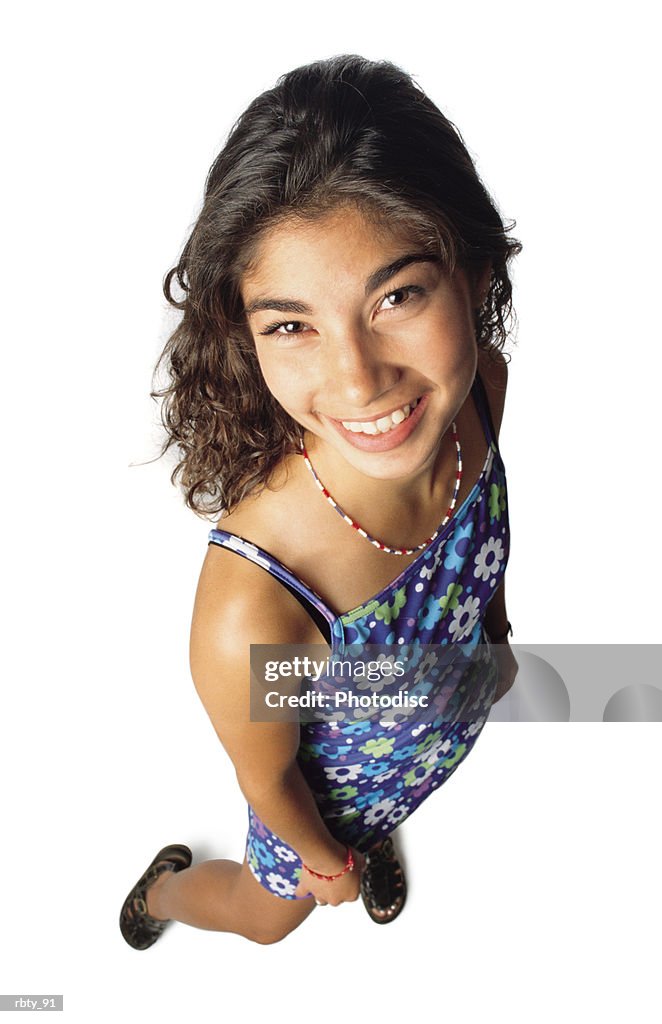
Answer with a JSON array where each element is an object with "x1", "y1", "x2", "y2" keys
[{"x1": 241, "y1": 205, "x2": 484, "y2": 483}]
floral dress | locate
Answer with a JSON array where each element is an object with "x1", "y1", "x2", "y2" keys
[{"x1": 208, "y1": 371, "x2": 509, "y2": 899}]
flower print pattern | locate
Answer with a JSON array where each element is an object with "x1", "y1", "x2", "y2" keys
[
  {"x1": 447, "y1": 596, "x2": 482, "y2": 641},
  {"x1": 374, "y1": 586, "x2": 407, "y2": 625},
  {"x1": 365, "y1": 798, "x2": 397, "y2": 826},
  {"x1": 417, "y1": 593, "x2": 444, "y2": 631},
  {"x1": 210, "y1": 371, "x2": 509, "y2": 900},
  {"x1": 323, "y1": 764, "x2": 363, "y2": 782},
  {"x1": 414, "y1": 650, "x2": 439, "y2": 684},
  {"x1": 489, "y1": 482, "x2": 507, "y2": 522},
  {"x1": 266, "y1": 874, "x2": 298, "y2": 898},
  {"x1": 443, "y1": 521, "x2": 475, "y2": 574},
  {"x1": 274, "y1": 845, "x2": 298, "y2": 862},
  {"x1": 473, "y1": 537, "x2": 504, "y2": 582},
  {"x1": 439, "y1": 581, "x2": 463, "y2": 620}
]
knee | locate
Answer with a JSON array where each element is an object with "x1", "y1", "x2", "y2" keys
[
  {"x1": 243, "y1": 907, "x2": 312, "y2": 946},
  {"x1": 245, "y1": 924, "x2": 296, "y2": 946},
  {"x1": 250, "y1": 930, "x2": 288, "y2": 946}
]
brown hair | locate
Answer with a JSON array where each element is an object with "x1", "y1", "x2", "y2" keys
[{"x1": 152, "y1": 55, "x2": 521, "y2": 517}]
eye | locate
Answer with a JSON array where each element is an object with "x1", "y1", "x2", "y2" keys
[
  {"x1": 258, "y1": 320, "x2": 309, "y2": 337},
  {"x1": 377, "y1": 285, "x2": 424, "y2": 313}
]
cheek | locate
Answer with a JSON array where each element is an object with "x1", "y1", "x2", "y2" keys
[{"x1": 254, "y1": 349, "x2": 310, "y2": 412}]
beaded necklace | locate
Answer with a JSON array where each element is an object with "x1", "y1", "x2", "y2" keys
[{"x1": 299, "y1": 424, "x2": 463, "y2": 556}]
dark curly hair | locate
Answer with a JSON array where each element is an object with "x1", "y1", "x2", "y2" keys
[{"x1": 152, "y1": 54, "x2": 521, "y2": 517}]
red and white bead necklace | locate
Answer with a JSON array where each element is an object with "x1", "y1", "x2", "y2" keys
[{"x1": 299, "y1": 423, "x2": 463, "y2": 556}]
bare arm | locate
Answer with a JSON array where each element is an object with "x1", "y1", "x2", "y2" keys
[{"x1": 189, "y1": 547, "x2": 360, "y2": 885}]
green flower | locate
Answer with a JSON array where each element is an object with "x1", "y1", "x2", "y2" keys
[
  {"x1": 489, "y1": 483, "x2": 506, "y2": 521},
  {"x1": 403, "y1": 764, "x2": 434, "y2": 787},
  {"x1": 359, "y1": 736, "x2": 395, "y2": 758},
  {"x1": 441, "y1": 743, "x2": 467, "y2": 770},
  {"x1": 374, "y1": 586, "x2": 407, "y2": 625},
  {"x1": 329, "y1": 785, "x2": 359, "y2": 801},
  {"x1": 414, "y1": 729, "x2": 441, "y2": 756},
  {"x1": 439, "y1": 582, "x2": 463, "y2": 620}
]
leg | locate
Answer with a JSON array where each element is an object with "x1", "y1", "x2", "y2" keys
[{"x1": 147, "y1": 854, "x2": 317, "y2": 945}]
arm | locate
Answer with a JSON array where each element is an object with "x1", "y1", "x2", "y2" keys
[
  {"x1": 189, "y1": 547, "x2": 364, "y2": 901},
  {"x1": 478, "y1": 348, "x2": 518, "y2": 701}
]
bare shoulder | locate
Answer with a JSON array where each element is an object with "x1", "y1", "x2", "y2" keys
[
  {"x1": 477, "y1": 346, "x2": 509, "y2": 438},
  {"x1": 189, "y1": 542, "x2": 325, "y2": 781},
  {"x1": 190, "y1": 539, "x2": 323, "y2": 695}
]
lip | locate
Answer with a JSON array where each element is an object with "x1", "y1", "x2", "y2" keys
[{"x1": 324, "y1": 393, "x2": 429, "y2": 452}]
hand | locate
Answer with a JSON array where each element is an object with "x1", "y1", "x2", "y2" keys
[
  {"x1": 294, "y1": 847, "x2": 366, "y2": 906},
  {"x1": 492, "y1": 640, "x2": 519, "y2": 703}
]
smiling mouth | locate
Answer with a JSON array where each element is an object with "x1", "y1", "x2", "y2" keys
[{"x1": 334, "y1": 399, "x2": 420, "y2": 436}]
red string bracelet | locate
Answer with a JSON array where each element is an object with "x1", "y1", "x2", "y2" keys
[{"x1": 302, "y1": 846, "x2": 354, "y2": 881}]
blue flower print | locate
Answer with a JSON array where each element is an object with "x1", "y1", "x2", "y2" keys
[
  {"x1": 417, "y1": 594, "x2": 444, "y2": 631},
  {"x1": 401, "y1": 636, "x2": 425, "y2": 660},
  {"x1": 228, "y1": 377, "x2": 509, "y2": 902},
  {"x1": 344, "y1": 619, "x2": 373, "y2": 645},
  {"x1": 362, "y1": 760, "x2": 392, "y2": 778},
  {"x1": 355, "y1": 788, "x2": 386, "y2": 810},
  {"x1": 391, "y1": 743, "x2": 419, "y2": 763},
  {"x1": 252, "y1": 838, "x2": 276, "y2": 869},
  {"x1": 339, "y1": 720, "x2": 372, "y2": 737},
  {"x1": 443, "y1": 521, "x2": 475, "y2": 574}
]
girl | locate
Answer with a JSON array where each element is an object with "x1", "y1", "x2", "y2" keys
[{"x1": 120, "y1": 54, "x2": 520, "y2": 949}]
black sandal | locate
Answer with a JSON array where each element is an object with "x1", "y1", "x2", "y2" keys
[
  {"x1": 119, "y1": 844, "x2": 192, "y2": 951},
  {"x1": 360, "y1": 835, "x2": 407, "y2": 925}
]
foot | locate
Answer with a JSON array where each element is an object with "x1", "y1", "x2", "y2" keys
[
  {"x1": 119, "y1": 844, "x2": 192, "y2": 951},
  {"x1": 360, "y1": 836, "x2": 407, "y2": 925},
  {"x1": 145, "y1": 868, "x2": 172, "y2": 920}
]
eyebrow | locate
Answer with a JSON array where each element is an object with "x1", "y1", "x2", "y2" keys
[{"x1": 243, "y1": 253, "x2": 439, "y2": 317}]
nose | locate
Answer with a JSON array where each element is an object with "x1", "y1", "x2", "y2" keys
[{"x1": 324, "y1": 329, "x2": 399, "y2": 412}]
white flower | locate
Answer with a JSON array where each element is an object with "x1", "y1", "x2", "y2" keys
[
  {"x1": 386, "y1": 805, "x2": 409, "y2": 826},
  {"x1": 266, "y1": 873, "x2": 298, "y2": 898},
  {"x1": 413, "y1": 736, "x2": 452, "y2": 764},
  {"x1": 419, "y1": 547, "x2": 444, "y2": 581},
  {"x1": 465, "y1": 716, "x2": 486, "y2": 737},
  {"x1": 356, "y1": 654, "x2": 401, "y2": 694},
  {"x1": 414, "y1": 650, "x2": 439, "y2": 684},
  {"x1": 473, "y1": 537, "x2": 504, "y2": 582},
  {"x1": 274, "y1": 845, "x2": 298, "y2": 862},
  {"x1": 323, "y1": 763, "x2": 363, "y2": 782},
  {"x1": 448, "y1": 596, "x2": 481, "y2": 642},
  {"x1": 365, "y1": 798, "x2": 397, "y2": 826}
]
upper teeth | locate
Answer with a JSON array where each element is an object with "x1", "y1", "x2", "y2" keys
[{"x1": 341, "y1": 399, "x2": 419, "y2": 435}]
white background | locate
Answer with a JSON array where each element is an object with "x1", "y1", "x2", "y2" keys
[{"x1": 2, "y1": 1, "x2": 660, "y2": 1022}]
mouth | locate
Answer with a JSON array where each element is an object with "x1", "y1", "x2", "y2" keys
[
  {"x1": 324, "y1": 394, "x2": 429, "y2": 453},
  {"x1": 339, "y1": 398, "x2": 421, "y2": 435}
]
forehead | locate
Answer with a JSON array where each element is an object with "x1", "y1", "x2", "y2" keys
[{"x1": 240, "y1": 205, "x2": 427, "y2": 299}]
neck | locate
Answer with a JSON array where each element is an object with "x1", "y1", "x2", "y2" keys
[{"x1": 302, "y1": 427, "x2": 456, "y2": 543}]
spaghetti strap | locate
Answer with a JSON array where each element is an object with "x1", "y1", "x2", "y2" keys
[{"x1": 207, "y1": 528, "x2": 337, "y2": 645}]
